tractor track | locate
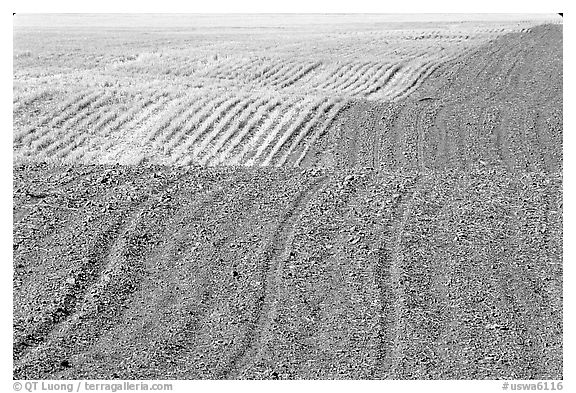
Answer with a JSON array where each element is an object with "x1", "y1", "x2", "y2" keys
[{"x1": 223, "y1": 174, "x2": 328, "y2": 379}]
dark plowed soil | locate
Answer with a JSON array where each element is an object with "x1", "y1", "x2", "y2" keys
[
  {"x1": 308, "y1": 24, "x2": 562, "y2": 173},
  {"x1": 13, "y1": 163, "x2": 562, "y2": 379},
  {"x1": 13, "y1": 24, "x2": 562, "y2": 380}
]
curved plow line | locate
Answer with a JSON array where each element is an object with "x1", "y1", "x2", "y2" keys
[
  {"x1": 107, "y1": 92, "x2": 175, "y2": 163},
  {"x1": 257, "y1": 97, "x2": 317, "y2": 167},
  {"x1": 268, "y1": 61, "x2": 306, "y2": 87},
  {"x1": 29, "y1": 91, "x2": 106, "y2": 154},
  {"x1": 78, "y1": 92, "x2": 151, "y2": 162},
  {"x1": 101, "y1": 89, "x2": 166, "y2": 141},
  {"x1": 349, "y1": 63, "x2": 391, "y2": 96},
  {"x1": 247, "y1": 59, "x2": 273, "y2": 82},
  {"x1": 71, "y1": 93, "x2": 143, "y2": 162},
  {"x1": 121, "y1": 91, "x2": 173, "y2": 134},
  {"x1": 320, "y1": 62, "x2": 357, "y2": 91},
  {"x1": 267, "y1": 61, "x2": 303, "y2": 86},
  {"x1": 391, "y1": 62, "x2": 440, "y2": 102},
  {"x1": 304, "y1": 62, "x2": 331, "y2": 87},
  {"x1": 175, "y1": 95, "x2": 242, "y2": 166},
  {"x1": 215, "y1": 99, "x2": 282, "y2": 166},
  {"x1": 136, "y1": 92, "x2": 190, "y2": 154},
  {"x1": 216, "y1": 59, "x2": 254, "y2": 79},
  {"x1": 224, "y1": 174, "x2": 328, "y2": 379},
  {"x1": 13, "y1": 89, "x2": 54, "y2": 114},
  {"x1": 201, "y1": 96, "x2": 271, "y2": 166},
  {"x1": 263, "y1": 60, "x2": 299, "y2": 86},
  {"x1": 336, "y1": 62, "x2": 374, "y2": 92},
  {"x1": 311, "y1": 61, "x2": 345, "y2": 89},
  {"x1": 330, "y1": 61, "x2": 371, "y2": 92},
  {"x1": 123, "y1": 93, "x2": 190, "y2": 164},
  {"x1": 146, "y1": 91, "x2": 197, "y2": 144},
  {"x1": 140, "y1": 91, "x2": 190, "y2": 146},
  {"x1": 295, "y1": 102, "x2": 345, "y2": 167},
  {"x1": 362, "y1": 64, "x2": 402, "y2": 97},
  {"x1": 55, "y1": 133, "x2": 91, "y2": 163},
  {"x1": 229, "y1": 99, "x2": 282, "y2": 165},
  {"x1": 234, "y1": 57, "x2": 264, "y2": 77},
  {"x1": 17, "y1": 90, "x2": 98, "y2": 146},
  {"x1": 237, "y1": 57, "x2": 267, "y2": 81},
  {"x1": 254, "y1": 61, "x2": 285, "y2": 84},
  {"x1": 365, "y1": 63, "x2": 405, "y2": 99},
  {"x1": 314, "y1": 62, "x2": 352, "y2": 90},
  {"x1": 340, "y1": 62, "x2": 380, "y2": 94},
  {"x1": 278, "y1": 62, "x2": 322, "y2": 89},
  {"x1": 90, "y1": 102, "x2": 125, "y2": 133},
  {"x1": 243, "y1": 96, "x2": 303, "y2": 167},
  {"x1": 240, "y1": 58, "x2": 265, "y2": 82},
  {"x1": 381, "y1": 61, "x2": 430, "y2": 101},
  {"x1": 151, "y1": 92, "x2": 211, "y2": 147},
  {"x1": 248, "y1": 104, "x2": 301, "y2": 167},
  {"x1": 384, "y1": 64, "x2": 429, "y2": 101},
  {"x1": 52, "y1": 131, "x2": 89, "y2": 161},
  {"x1": 193, "y1": 96, "x2": 258, "y2": 160},
  {"x1": 101, "y1": 92, "x2": 172, "y2": 163},
  {"x1": 44, "y1": 91, "x2": 117, "y2": 159},
  {"x1": 94, "y1": 91, "x2": 151, "y2": 138},
  {"x1": 95, "y1": 90, "x2": 168, "y2": 162},
  {"x1": 186, "y1": 96, "x2": 246, "y2": 157},
  {"x1": 378, "y1": 63, "x2": 423, "y2": 101},
  {"x1": 204, "y1": 57, "x2": 238, "y2": 78},
  {"x1": 297, "y1": 63, "x2": 332, "y2": 90},
  {"x1": 164, "y1": 93, "x2": 232, "y2": 158},
  {"x1": 285, "y1": 62, "x2": 324, "y2": 90},
  {"x1": 158, "y1": 93, "x2": 219, "y2": 152},
  {"x1": 52, "y1": 91, "x2": 119, "y2": 161},
  {"x1": 220, "y1": 57, "x2": 259, "y2": 80},
  {"x1": 262, "y1": 98, "x2": 327, "y2": 166},
  {"x1": 276, "y1": 99, "x2": 335, "y2": 167}
]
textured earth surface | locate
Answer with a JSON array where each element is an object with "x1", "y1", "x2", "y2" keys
[
  {"x1": 13, "y1": 21, "x2": 562, "y2": 380},
  {"x1": 13, "y1": 164, "x2": 562, "y2": 379}
]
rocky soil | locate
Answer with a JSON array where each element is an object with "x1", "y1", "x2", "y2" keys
[{"x1": 13, "y1": 163, "x2": 562, "y2": 379}]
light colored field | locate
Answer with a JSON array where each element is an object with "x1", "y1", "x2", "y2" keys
[{"x1": 13, "y1": 14, "x2": 557, "y2": 166}]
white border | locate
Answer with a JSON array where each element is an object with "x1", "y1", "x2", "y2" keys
[{"x1": 3, "y1": 1, "x2": 570, "y2": 392}]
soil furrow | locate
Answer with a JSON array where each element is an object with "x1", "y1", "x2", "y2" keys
[{"x1": 223, "y1": 174, "x2": 328, "y2": 379}]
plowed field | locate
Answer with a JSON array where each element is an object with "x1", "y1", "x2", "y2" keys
[{"x1": 13, "y1": 15, "x2": 562, "y2": 380}]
